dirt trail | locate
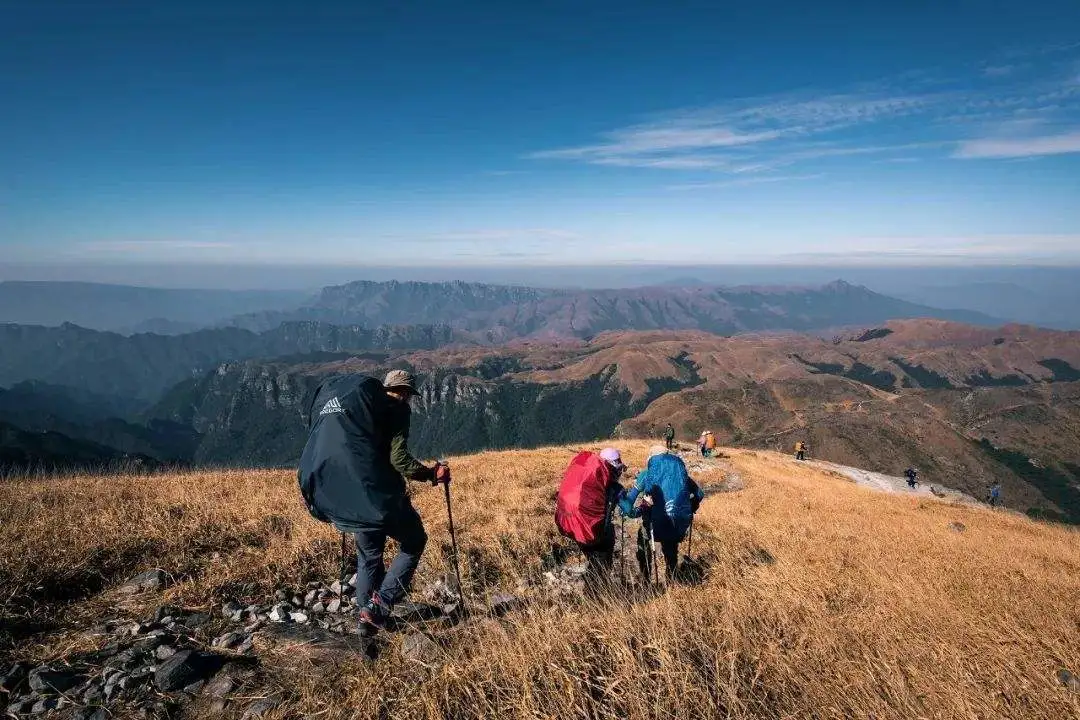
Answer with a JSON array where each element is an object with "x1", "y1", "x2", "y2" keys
[{"x1": 805, "y1": 458, "x2": 979, "y2": 504}]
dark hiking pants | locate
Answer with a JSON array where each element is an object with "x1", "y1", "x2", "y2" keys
[
  {"x1": 579, "y1": 530, "x2": 615, "y2": 595},
  {"x1": 796, "y1": 450, "x2": 805, "y2": 460},
  {"x1": 353, "y1": 500, "x2": 428, "y2": 608},
  {"x1": 636, "y1": 526, "x2": 679, "y2": 581}
]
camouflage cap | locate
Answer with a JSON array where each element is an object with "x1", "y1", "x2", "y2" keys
[{"x1": 383, "y1": 369, "x2": 419, "y2": 395}]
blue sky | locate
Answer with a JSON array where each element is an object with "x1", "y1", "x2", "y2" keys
[{"x1": 2, "y1": 0, "x2": 1080, "y2": 273}]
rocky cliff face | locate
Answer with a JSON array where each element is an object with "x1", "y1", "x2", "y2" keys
[{"x1": 146, "y1": 359, "x2": 689, "y2": 467}]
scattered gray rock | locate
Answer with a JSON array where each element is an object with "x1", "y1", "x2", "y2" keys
[
  {"x1": 237, "y1": 636, "x2": 256, "y2": 654},
  {"x1": 273, "y1": 589, "x2": 289, "y2": 602},
  {"x1": 31, "y1": 697, "x2": 60, "y2": 714},
  {"x1": 154, "y1": 605, "x2": 182, "y2": 623},
  {"x1": 29, "y1": 668, "x2": 85, "y2": 693},
  {"x1": 347, "y1": 573, "x2": 358, "y2": 587},
  {"x1": 1059, "y1": 668, "x2": 1080, "y2": 693},
  {"x1": 106, "y1": 648, "x2": 143, "y2": 671},
  {"x1": 82, "y1": 683, "x2": 104, "y2": 704},
  {"x1": 400, "y1": 632, "x2": 440, "y2": 665},
  {"x1": 153, "y1": 650, "x2": 222, "y2": 693},
  {"x1": 312, "y1": 602, "x2": 326, "y2": 614},
  {"x1": 391, "y1": 602, "x2": 445, "y2": 623},
  {"x1": 155, "y1": 645, "x2": 178, "y2": 661},
  {"x1": 1, "y1": 661, "x2": 29, "y2": 694},
  {"x1": 211, "y1": 632, "x2": 249, "y2": 651},
  {"x1": 326, "y1": 598, "x2": 342, "y2": 614},
  {"x1": 221, "y1": 600, "x2": 244, "y2": 619},
  {"x1": 73, "y1": 708, "x2": 108, "y2": 720},
  {"x1": 243, "y1": 619, "x2": 265, "y2": 633},
  {"x1": 7, "y1": 699, "x2": 36, "y2": 715},
  {"x1": 208, "y1": 698, "x2": 229, "y2": 714},
  {"x1": 268, "y1": 603, "x2": 293, "y2": 623},
  {"x1": 488, "y1": 594, "x2": 523, "y2": 618},
  {"x1": 183, "y1": 680, "x2": 206, "y2": 694},
  {"x1": 202, "y1": 674, "x2": 235, "y2": 699},
  {"x1": 948, "y1": 521, "x2": 967, "y2": 533},
  {"x1": 290, "y1": 611, "x2": 309, "y2": 624},
  {"x1": 242, "y1": 695, "x2": 281, "y2": 719},
  {"x1": 181, "y1": 613, "x2": 212, "y2": 629},
  {"x1": 119, "y1": 569, "x2": 168, "y2": 594}
]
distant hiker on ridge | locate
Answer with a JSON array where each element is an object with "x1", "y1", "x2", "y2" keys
[
  {"x1": 296, "y1": 369, "x2": 450, "y2": 636},
  {"x1": 905, "y1": 467, "x2": 918, "y2": 489},
  {"x1": 555, "y1": 447, "x2": 631, "y2": 595},
  {"x1": 664, "y1": 423, "x2": 675, "y2": 451},
  {"x1": 794, "y1": 440, "x2": 807, "y2": 461},
  {"x1": 620, "y1": 446, "x2": 704, "y2": 583},
  {"x1": 988, "y1": 483, "x2": 1001, "y2": 508}
]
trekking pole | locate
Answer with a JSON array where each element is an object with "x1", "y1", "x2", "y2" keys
[
  {"x1": 339, "y1": 532, "x2": 348, "y2": 606},
  {"x1": 688, "y1": 514, "x2": 694, "y2": 557},
  {"x1": 438, "y1": 460, "x2": 468, "y2": 618}
]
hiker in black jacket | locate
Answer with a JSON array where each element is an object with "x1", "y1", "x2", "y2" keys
[{"x1": 297, "y1": 370, "x2": 448, "y2": 634}]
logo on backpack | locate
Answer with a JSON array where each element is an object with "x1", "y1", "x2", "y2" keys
[{"x1": 319, "y1": 397, "x2": 344, "y2": 416}]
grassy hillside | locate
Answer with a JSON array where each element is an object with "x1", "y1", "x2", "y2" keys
[{"x1": 2, "y1": 442, "x2": 1078, "y2": 719}]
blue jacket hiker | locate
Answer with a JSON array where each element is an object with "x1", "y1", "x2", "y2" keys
[{"x1": 620, "y1": 447, "x2": 704, "y2": 581}]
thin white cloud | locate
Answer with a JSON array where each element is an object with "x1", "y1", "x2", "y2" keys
[
  {"x1": 667, "y1": 174, "x2": 824, "y2": 191},
  {"x1": 528, "y1": 48, "x2": 1080, "y2": 173},
  {"x1": 954, "y1": 130, "x2": 1080, "y2": 158}
]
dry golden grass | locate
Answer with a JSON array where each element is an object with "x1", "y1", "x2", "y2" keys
[{"x1": 2, "y1": 442, "x2": 1079, "y2": 719}]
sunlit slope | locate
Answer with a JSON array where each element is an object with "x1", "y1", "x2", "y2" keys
[{"x1": 1, "y1": 442, "x2": 1077, "y2": 719}]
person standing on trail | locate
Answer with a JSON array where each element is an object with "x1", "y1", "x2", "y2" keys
[
  {"x1": 296, "y1": 369, "x2": 450, "y2": 634},
  {"x1": 664, "y1": 423, "x2": 676, "y2": 450},
  {"x1": 620, "y1": 446, "x2": 704, "y2": 583},
  {"x1": 703, "y1": 430, "x2": 716, "y2": 458},
  {"x1": 905, "y1": 467, "x2": 918, "y2": 489},
  {"x1": 794, "y1": 440, "x2": 807, "y2": 461},
  {"x1": 988, "y1": 483, "x2": 1001, "y2": 508},
  {"x1": 555, "y1": 448, "x2": 631, "y2": 595}
]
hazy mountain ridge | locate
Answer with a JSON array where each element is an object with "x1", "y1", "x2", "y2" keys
[
  {"x1": 0, "y1": 321, "x2": 456, "y2": 401},
  {"x1": 0, "y1": 281, "x2": 310, "y2": 334},
  {"x1": 226, "y1": 279, "x2": 1001, "y2": 336}
]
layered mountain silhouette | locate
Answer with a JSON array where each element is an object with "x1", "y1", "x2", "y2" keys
[
  {"x1": 2, "y1": 280, "x2": 1077, "y2": 523},
  {"x1": 226, "y1": 279, "x2": 999, "y2": 336}
]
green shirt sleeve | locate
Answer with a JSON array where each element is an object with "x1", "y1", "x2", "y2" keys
[{"x1": 390, "y1": 423, "x2": 434, "y2": 482}]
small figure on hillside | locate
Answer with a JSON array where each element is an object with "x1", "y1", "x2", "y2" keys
[
  {"x1": 296, "y1": 369, "x2": 451, "y2": 636},
  {"x1": 988, "y1": 483, "x2": 1001, "y2": 508},
  {"x1": 905, "y1": 467, "x2": 918, "y2": 489},
  {"x1": 794, "y1": 440, "x2": 807, "y2": 461},
  {"x1": 664, "y1": 423, "x2": 676, "y2": 450},
  {"x1": 620, "y1": 446, "x2": 704, "y2": 584},
  {"x1": 698, "y1": 430, "x2": 716, "y2": 458},
  {"x1": 555, "y1": 448, "x2": 631, "y2": 596}
]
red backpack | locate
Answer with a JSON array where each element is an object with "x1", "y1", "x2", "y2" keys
[{"x1": 555, "y1": 451, "x2": 613, "y2": 546}]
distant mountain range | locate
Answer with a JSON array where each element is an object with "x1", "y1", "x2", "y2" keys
[
  {"x1": 3, "y1": 279, "x2": 1078, "y2": 523},
  {"x1": 225, "y1": 279, "x2": 1000, "y2": 337},
  {"x1": 0, "y1": 281, "x2": 309, "y2": 334}
]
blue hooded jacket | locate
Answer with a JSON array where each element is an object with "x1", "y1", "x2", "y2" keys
[{"x1": 619, "y1": 453, "x2": 703, "y2": 542}]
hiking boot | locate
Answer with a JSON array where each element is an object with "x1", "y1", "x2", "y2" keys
[{"x1": 358, "y1": 595, "x2": 391, "y2": 632}]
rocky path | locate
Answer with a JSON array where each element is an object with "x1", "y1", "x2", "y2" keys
[{"x1": 805, "y1": 458, "x2": 979, "y2": 504}]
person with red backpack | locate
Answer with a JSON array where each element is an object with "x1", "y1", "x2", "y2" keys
[{"x1": 555, "y1": 447, "x2": 631, "y2": 595}]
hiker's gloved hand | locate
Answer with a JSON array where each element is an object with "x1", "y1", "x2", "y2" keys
[
  {"x1": 432, "y1": 463, "x2": 451, "y2": 486},
  {"x1": 639, "y1": 494, "x2": 654, "y2": 508}
]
